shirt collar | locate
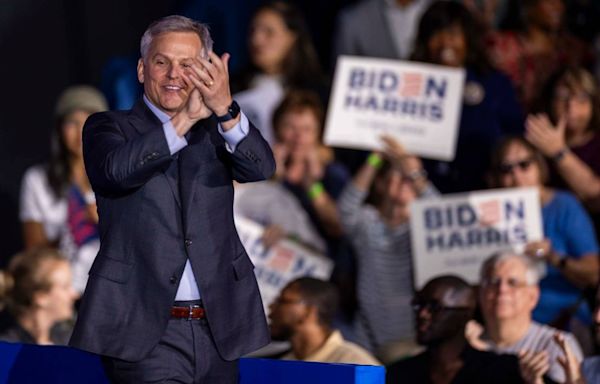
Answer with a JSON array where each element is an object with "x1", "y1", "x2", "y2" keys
[{"x1": 143, "y1": 94, "x2": 171, "y2": 124}]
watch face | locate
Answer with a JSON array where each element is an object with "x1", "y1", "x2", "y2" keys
[
  {"x1": 217, "y1": 100, "x2": 240, "y2": 122},
  {"x1": 229, "y1": 101, "x2": 240, "y2": 117}
]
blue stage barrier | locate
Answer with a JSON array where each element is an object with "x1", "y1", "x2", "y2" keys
[{"x1": 0, "y1": 342, "x2": 384, "y2": 383}]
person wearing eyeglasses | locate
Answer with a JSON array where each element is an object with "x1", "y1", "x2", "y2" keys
[
  {"x1": 386, "y1": 275, "x2": 526, "y2": 384},
  {"x1": 473, "y1": 251, "x2": 583, "y2": 383},
  {"x1": 268, "y1": 277, "x2": 380, "y2": 365},
  {"x1": 489, "y1": 136, "x2": 599, "y2": 336}
]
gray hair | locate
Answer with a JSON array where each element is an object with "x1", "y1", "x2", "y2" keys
[
  {"x1": 140, "y1": 15, "x2": 213, "y2": 60},
  {"x1": 480, "y1": 250, "x2": 543, "y2": 286}
]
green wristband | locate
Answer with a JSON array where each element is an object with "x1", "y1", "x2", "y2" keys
[
  {"x1": 367, "y1": 153, "x2": 383, "y2": 169},
  {"x1": 308, "y1": 182, "x2": 325, "y2": 200}
]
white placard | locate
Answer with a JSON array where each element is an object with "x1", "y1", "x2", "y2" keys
[
  {"x1": 234, "y1": 216, "x2": 334, "y2": 314},
  {"x1": 324, "y1": 56, "x2": 465, "y2": 161},
  {"x1": 410, "y1": 188, "x2": 543, "y2": 288}
]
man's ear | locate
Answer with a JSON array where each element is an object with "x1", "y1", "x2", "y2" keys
[
  {"x1": 137, "y1": 58, "x2": 145, "y2": 84},
  {"x1": 527, "y1": 285, "x2": 541, "y2": 311}
]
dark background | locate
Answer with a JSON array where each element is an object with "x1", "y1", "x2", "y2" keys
[{"x1": 0, "y1": 0, "x2": 355, "y2": 265}]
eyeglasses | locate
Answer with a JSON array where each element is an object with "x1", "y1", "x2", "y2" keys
[
  {"x1": 481, "y1": 276, "x2": 529, "y2": 290},
  {"x1": 410, "y1": 298, "x2": 472, "y2": 314},
  {"x1": 498, "y1": 158, "x2": 534, "y2": 175}
]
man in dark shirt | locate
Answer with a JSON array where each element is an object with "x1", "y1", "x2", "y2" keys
[{"x1": 386, "y1": 275, "x2": 525, "y2": 384}]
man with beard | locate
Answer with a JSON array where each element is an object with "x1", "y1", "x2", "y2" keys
[
  {"x1": 268, "y1": 277, "x2": 379, "y2": 365},
  {"x1": 386, "y1": 275, "x2": 525, "y2": 384}
]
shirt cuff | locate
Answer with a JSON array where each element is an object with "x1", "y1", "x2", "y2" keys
[
  {"x1": 162, "y1": 120, "x2": 188, "y2": 155},
  {"x1": 218, "y1": 112, "x2": 249, "y2": 153}
]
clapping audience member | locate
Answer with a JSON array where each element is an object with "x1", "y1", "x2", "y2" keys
[
  {"x1": 489, "y1": 136, "x2": 599, "y2": 333},
  {"x1": 20, "y1": 85, "x2": 107, "y2": 294},
  {"x1": 386, "y1": 275, "x2": 526, "y2": 384},
  {"x1": 411, "y1": 1, "x2": 524, "y2": 193},
  {"x1": 0, "y1": 248, "x2": 77, "y2": 345},
  {"x1": 232, "y1": 1, "x2": 325, "y2": 146},
  {"x1": 473, "y1": 251, "x2": 583, "y2": 383},
  {"x1": 272, "y1": 90, "x2": 350, "y2": 257},
  {"x1": 338, "y1": 135, "x2": 436, "y2": 363},
  {"x1": 268, "y1": 277, "x2": 380, "y2": 365},
  {"x1": 525, "y1": 68, "x2": 600, "y2": 230}
]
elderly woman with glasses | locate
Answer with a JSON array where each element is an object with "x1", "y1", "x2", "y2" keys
[{"x1": 489, "y1": 136, "x2": 599, "y2": 332}]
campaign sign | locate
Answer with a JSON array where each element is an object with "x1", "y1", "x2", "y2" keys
[
  {"x1": 234, "y1": 216, "x2": 334, "y2": 314},
  {"x1": 410, "y1": 188, "x2": 543, "y2": 288},
  {"x1": 324, "y1": 56, "x2": 465, "y2": 161}
]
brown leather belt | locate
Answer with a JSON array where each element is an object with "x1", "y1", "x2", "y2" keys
[{"x1": 171, "y1": 305, "x2": 205, "y2": 320}]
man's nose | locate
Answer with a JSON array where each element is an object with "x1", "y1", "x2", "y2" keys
[{"x1": 167, "y1": 64, "x2": 181, "y2": 79}]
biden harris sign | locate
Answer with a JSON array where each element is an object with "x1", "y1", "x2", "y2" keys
[
  {"x1": 410, "y1": 188, "x2": 543, "y2": 288},
  {"x1": 324, "y1": 56, "x2": 465, "y2": 161}
]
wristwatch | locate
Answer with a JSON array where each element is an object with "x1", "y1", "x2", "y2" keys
[{"x1": 216, "y1": 100, "x2": 240, "y2": 123}]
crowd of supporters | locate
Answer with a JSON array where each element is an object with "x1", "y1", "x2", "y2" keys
[{"x1": 4, "y1": 0, "x2": 600, "y2": 382}]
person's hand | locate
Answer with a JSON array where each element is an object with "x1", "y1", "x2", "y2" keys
[
  {"x1": 518, "y1": 349, "x2": 549, "y2": 384},
  {"x1": 272, "y1": 143, "x2": 289, "y2": 180},
  {"x1": 464, "y1": 320, "x2": 489, "y2": 351},
  {"x1": 381, "y1": 135, "x2": 423, "y2": 175},
  {"x1": 524, "y1": 239, "x2": 554, "y2": 263},
  {"x1": 262, "y1": 225, "x2": 286, "y2": 249},
  {"x1": 525, "y1": 114, "x2": 567, "y2": 158},
  {"x1": 554, "y1": 333, "x2": 585, "y2": 384},
  {"x1": 183, "y1": 52, "x2": 234, "y2": 121},
  {"x1": 181, "y1": 87, "x2": 213, "y2": 121},
  {"x1": 302, "y1": 148, "x2": 325, "y2": 189}
]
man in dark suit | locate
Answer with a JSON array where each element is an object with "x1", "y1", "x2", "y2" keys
[{"x1": 69, "y1": 15, "x2": 275, "y2": 383}]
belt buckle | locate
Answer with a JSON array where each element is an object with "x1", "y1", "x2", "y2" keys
[{"x1": 187, "y1": 305, "x2": 194, "y2": 321}]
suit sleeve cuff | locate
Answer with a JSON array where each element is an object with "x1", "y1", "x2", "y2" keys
[
  {"x1": 218, "y1": 112, "x2": 249, "y2": 153},
  {"x1": 162, "y1": 120, "x2": 188, "y2": 155}
]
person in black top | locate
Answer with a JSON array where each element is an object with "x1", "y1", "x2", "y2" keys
[{"x1": 386, "y1": 275, "x2": 526, "y2": 384}]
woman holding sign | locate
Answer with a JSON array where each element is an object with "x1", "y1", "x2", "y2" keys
[{"x1": 489, "y1": 136, "x2": 599, "y2": 336}]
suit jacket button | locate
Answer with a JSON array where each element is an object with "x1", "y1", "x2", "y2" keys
[
  {"x1": 185, "y1": 239, "x2": 192, "y2": 246},
  {"x1": 170, "y1": 276, "x2": 177, "y2": 284}
]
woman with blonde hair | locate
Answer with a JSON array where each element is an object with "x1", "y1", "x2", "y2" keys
[{"x1": 0, "y1": 247, "x2": 77, "y2": 345}]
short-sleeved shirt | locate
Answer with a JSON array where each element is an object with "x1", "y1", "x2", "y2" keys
[{"x1": 534, "y1": 190, "x2": 599, "y2": 324}]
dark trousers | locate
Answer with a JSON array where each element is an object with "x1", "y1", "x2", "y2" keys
[{"x1": 101, "y1": 317, "x2": 238, "y2": 383}]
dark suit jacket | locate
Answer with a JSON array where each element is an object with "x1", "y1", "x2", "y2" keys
[{"x1": 69, "y1": 100, "x2": 275, "y2": 362}]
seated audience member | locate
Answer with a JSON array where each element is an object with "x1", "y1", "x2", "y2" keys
[
  {"x1": 474, "y1": 251, "x2": 583, "y2": 383},
  {"x1": 411, "y1": 1, "x2": 524, "y2": 193},
  {"x1": 272, "y1": 90, "x2": 350, "y2": 258},
  {"x1": 0, "y1": 248, "x2": 77, "y2": 345},
  {"x1": 20, "y1": 85, "x2": 108, "y2": 294},
  {"x1": 268, "y1": 277, "x2": 380, "y2": 365},
  {"x1": 338, "y1": 136, "x2": 437, "y2": 363},
  {"x1": 386, "y1": 275, "x2": 525, "y2": 384},
  {"x1": 489, "y1": 136, "x2": 599, "y2": 330}
]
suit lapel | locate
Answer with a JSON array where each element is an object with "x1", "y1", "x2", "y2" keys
[
  {"x1": 179, "y1": 121, "x2": 211, "y2": 229},
  {"x1": 128, "y1": 99, "x2": 182, "y2": 208}
]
